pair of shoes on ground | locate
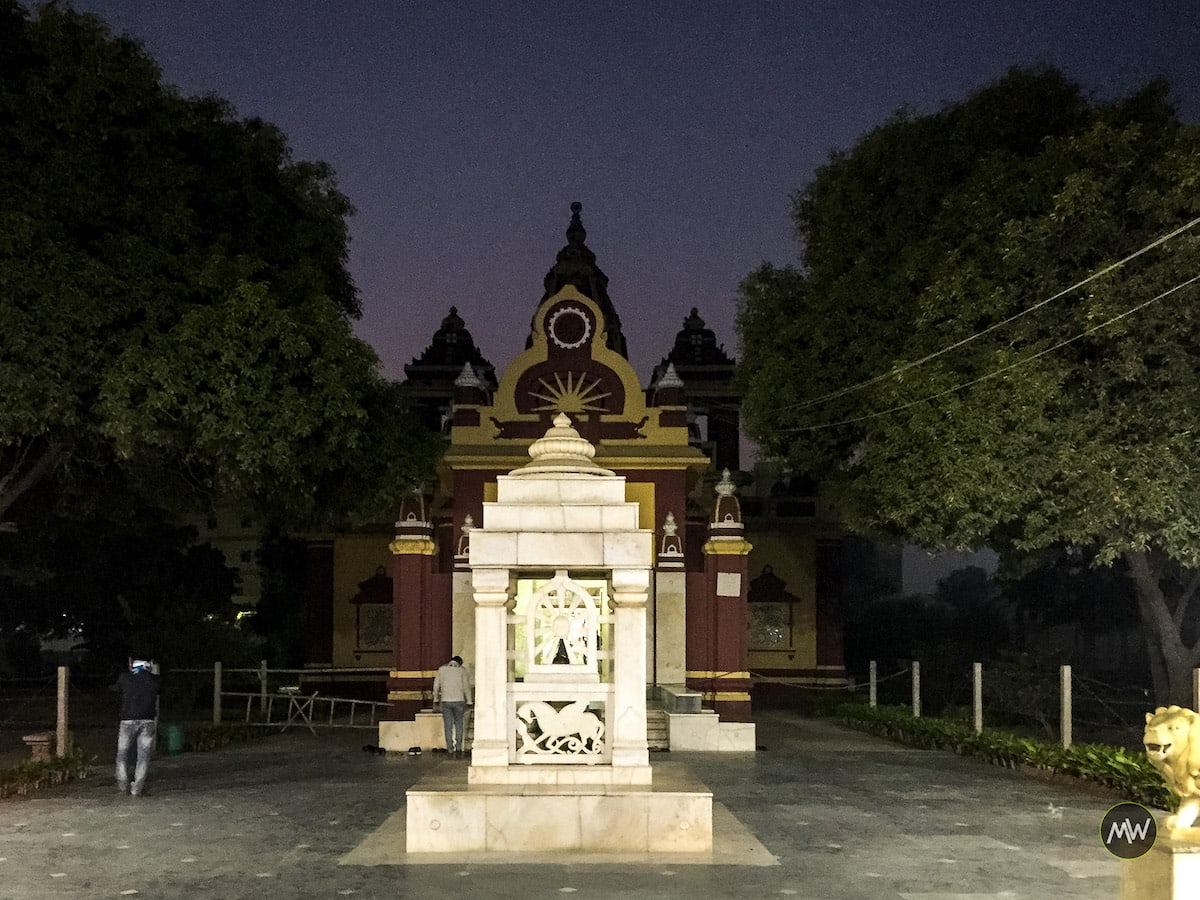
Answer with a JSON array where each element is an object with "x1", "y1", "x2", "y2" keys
[{"x1": 116, "y1": 782, "x2": 145, "y2": 796}]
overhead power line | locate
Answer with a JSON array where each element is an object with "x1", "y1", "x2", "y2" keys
[
  {"x1": 781, "y1": 271, "x2": 1200, "y2": 434},
  {"x1": 780, "y1": 215, "x2": 1200, "y2": 414}
]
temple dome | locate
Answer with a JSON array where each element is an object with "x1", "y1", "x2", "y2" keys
[
  {"x1": 405, "y1": 305, "x2": 497, "y2": 386},
  {"x1": 664, "y1": 308, "x2": 733, "y2": 368},
  {"x1": 509, "y1": 413, "x2": 615, "y2": 478}
]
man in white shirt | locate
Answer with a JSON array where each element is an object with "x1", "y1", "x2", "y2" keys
[{"x1": 432, "y1": 655, "x2": 473, "y2": 757}]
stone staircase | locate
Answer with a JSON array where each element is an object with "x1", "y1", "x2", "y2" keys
[{"x1": 646, "y1": 707, "x2": 669, "y2": 750}]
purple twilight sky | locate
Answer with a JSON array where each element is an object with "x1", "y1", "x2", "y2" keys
[{"x1": 63, "y1": 1, "x2": 1200, "y2": 386}]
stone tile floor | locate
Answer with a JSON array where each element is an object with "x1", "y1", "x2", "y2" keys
[{"x1": 0, "y1": 710, "x2": 1123, "y2": 899}]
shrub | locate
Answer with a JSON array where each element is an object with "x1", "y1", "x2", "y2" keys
[
  {"x1": 0, "y1": 748, "x2": 91, "y2": 799},
  {"x1": 837, "y1": 703, "x2": 1172, "y2": 810}
]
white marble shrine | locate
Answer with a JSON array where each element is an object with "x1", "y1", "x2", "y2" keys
[{"x1": 404, "y1": 414, "x2": 713, "y2": 853}]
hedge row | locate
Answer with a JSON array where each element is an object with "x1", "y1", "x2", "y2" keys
[
  {"x1": 0, "y1": 748, "x2": 91, "y2": 799},
  {"x1": 180, "y1": 722, "x2": 267, "y2": 753},
  {"x1": 837, "y1": 703, "x2": 1172, "y2": 810}
]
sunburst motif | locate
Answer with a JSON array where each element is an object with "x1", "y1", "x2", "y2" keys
[{"x1": 529, "y1": 372, "x2": 611, "y2": 413}]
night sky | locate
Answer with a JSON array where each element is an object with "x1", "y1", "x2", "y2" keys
[{"x1": 64, "y1": 1, "x2": 1200, "y2": 385}]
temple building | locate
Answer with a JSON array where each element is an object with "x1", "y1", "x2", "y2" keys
[{"x1": 305, "y1": 203, "x2": 851, "y2": 745}]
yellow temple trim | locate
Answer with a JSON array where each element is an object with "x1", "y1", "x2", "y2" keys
[
  {"x1": 387, "y1": 690, "x2": 428, "y2": 701},
  {"x1": 702, "y1": 538, "x2": 753, "y2": 556},
  {"x1": 388, "y1": 537, "x2": 436, "y2": 556}
]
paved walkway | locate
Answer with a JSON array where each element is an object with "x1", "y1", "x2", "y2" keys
[{"x1": 0, "y1": 711, "x2": 1123, "y2": 899}]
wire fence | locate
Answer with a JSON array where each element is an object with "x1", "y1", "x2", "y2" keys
[
  {"x1": 835, "y1": 660, "x2": 1166, "y2": 750},
  {"x1": 0, "y1": 663, "x2": 392, "y2": 767},
  {"x1": 164, "y1": 663, "x2": 391, "y2": 726},
  {"x1": 5, "y1": 658, "x2": 1170, "y2": 765}
]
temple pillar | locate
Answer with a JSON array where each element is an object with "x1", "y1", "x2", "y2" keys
[
  {"x1": 655, "y1": 511, "x2": 687, "y2": 686},
  {"x1": 388, "y1": 494, "x2": 437, "y2": 719},
  {"x1": 700, "y1": 471, "x2": 753, "y2": 723},
  {"x1": 304, "y1": 539, "x2": 334, "y2": 665}
]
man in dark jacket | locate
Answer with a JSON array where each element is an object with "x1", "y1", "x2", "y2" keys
[{"x1": 116, "y1": 658, "x2": 160, "y2": 796}]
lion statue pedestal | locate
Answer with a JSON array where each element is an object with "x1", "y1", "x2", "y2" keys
[{"x1": 1120, "y1": 707, "x2": 1200, "y2": 900}]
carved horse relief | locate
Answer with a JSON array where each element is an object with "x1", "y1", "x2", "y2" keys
[{"x1": 516, "y1": 700, "x2": 605, "y2": 755}]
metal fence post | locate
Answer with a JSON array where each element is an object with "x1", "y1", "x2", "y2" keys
[
  {"x1": 972, "y1": 662, "x2": 983, "y2": 734},
  {"x1": 213, "y1": 661, "x2": 222, "y2": 725},
  {"x1": 911, "y1": 661, "x2": 921, "y2": 718},
  {"x1": 56, "y1": 666, "x2": 69, "y2": 757},
  {"x1": 869, "y1": 660, "x2": 877, "y2": 708},
  {"x1": 1193, "y1": 667, "x2": 1200, "y2": 713},
  {"x1": 1060, "y1": 664, "x2": 1072, "y2": 748},
  {"x1": 259, "y1": 660, "x2": 268, "y2": 714}
]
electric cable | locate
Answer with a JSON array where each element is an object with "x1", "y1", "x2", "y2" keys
[
  {"x1": 777, "y1": 215, "x2": 1200, "y2": 414},
  {"x1": 780, "y1": 271, "x2": 1200, "y2": 434}
]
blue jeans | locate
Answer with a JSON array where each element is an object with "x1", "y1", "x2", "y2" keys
[
  {"x1": 440, "y1": 701, "x2": 466, "y2": 751},
  {"x1": 116, "y1": 719, "x2": 156, "y2": 794}
]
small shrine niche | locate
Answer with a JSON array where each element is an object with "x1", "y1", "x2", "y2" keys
[{"x1": 524, "y1": 571, "x2": 601, "y2": 681}]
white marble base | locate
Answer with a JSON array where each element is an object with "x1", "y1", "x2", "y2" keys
[
  {"x1": 405, "y1": 763, "x2": 712, "y2": 853},
  {"x1": 342, "y1": 800, "x2": 776, "y2": 866},
  {"x1": 1121, "y1": 838, "x2": 1200, "y2": 899},
  {"x1": 667, "y1": 712, "x2": 757, "y2": 751},
  {"x1": 468, "y1": 763, "x2": 652, "y2": 786},
  {"x1": 378, "y1": 711, "x2": 446, "y2": 751}
]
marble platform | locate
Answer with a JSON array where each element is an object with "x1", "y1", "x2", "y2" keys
[
  {"x1": 405, "y1": 761, "x2": 713, "y2": 853},
  {"x1": 666, "y1": 710, "x2": 757, "y2": 751},
  {"x1": 378, "y1": 711, "x2": 445, "y2": 751}
]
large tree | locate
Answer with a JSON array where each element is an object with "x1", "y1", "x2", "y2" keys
[
  {"x1": 0, "y1": 2, "x2": 436, "y2": 533},
  {"x1": 737, "y1": 68, "x2": 1200, "y2": 703}
]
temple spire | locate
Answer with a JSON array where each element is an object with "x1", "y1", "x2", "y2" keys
[
  {"x1": 536, "y1": 202, "x2": 628, "y2": 358},
  {"x1": 566, "y1": 200, "x2": 586, "y2": 246}
]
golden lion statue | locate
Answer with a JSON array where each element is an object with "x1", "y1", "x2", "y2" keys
[{"x1": 1144, "y1": 705, "x2": 1200, "y2": 837}]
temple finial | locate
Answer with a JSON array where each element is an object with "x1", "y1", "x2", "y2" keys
[{"x1": 567, "y1": 201, "x2": 585, "y2": 245}]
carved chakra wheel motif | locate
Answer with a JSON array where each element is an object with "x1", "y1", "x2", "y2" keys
[
  {"x1": 525, "y1": 571, "x2": 599, "y2": 677},
  {"x1": 512, "y1": 571, "x2": 608, "y2": 760},
  {"x1": 546, "y1": 304, "x2": 592, "y2": 350}
]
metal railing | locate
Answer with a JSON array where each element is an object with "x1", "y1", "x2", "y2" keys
[
  {"x1": 169, "y1": 663, "x2": 390, "y2": 724},
  {"x1": 220, "y1": 689, "x2": 389, "y2": 731}
]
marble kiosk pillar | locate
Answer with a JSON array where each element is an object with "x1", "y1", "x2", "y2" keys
[
  {"x1": 610, "y1": 567, "x2": 650, "y2": 768},
  {"x1": 470, "y1": 566, "x2": 511, "y2": 769}
]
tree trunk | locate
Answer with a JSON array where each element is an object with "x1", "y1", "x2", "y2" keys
[
  {"x1": 1126, "y1": 549, "x2": 1200, "y2": 706},
  {"x1": 0, "y1": 440, "x2": 65, "y2": 531}
]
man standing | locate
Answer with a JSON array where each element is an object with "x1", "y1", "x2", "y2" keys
[
  {"x1": 116, "y1": 658, "x2": 160, "y2": 796},
  {"x1": 432, "y1": 655, "x2": 472, "y2": 757}
]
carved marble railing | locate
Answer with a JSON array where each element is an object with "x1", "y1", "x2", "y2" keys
[{"x1": 508, "y1": 684, "x2": 611, "y2": 765}]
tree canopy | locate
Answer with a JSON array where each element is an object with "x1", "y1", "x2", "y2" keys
[
  {"x1": 737, "y1": 67, "x2": 1200, "y2": 701},
  {"x1": 0, "y1": 1, "x2": 438, "y2": 532}
]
